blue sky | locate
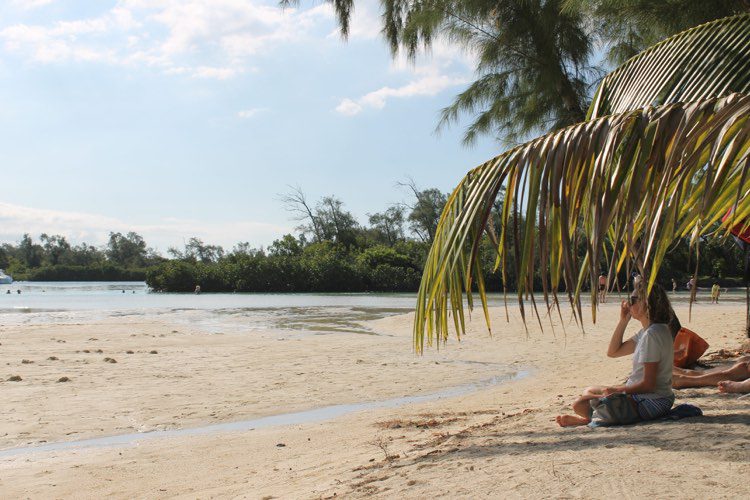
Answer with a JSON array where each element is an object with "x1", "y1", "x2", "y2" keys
[{"x1": 0, "y1": 0, "x2": 501, "y2": 253}]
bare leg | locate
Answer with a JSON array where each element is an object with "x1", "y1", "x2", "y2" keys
[
  {"x1": 673, "y1": 361, "x2": 750, "y2": 389},
  {"x1": 557, "y1": 387, "x2": 604, "y2": 427},
  {"x1": 718, "y1": 378, "x2": 750, "y2": 393},
  {"x1": 674, "y1": 355, "x2": 750, "y2": 376}
]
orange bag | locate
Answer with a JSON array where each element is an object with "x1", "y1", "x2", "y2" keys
[{"x1": 673, "y1": 328, "x2": 709, "y2": 368}]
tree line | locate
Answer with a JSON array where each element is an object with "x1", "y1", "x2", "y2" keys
[{"x1": 2, "y1": 183, "x2": 742, "y2": 292}]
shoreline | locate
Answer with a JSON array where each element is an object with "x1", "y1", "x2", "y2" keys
[
  {"x1": 0, "y1": 370, "x2": 531, "y2": 459},
  {"x1": 1, "y1": 303, "x2": 748, "y2": 497}
]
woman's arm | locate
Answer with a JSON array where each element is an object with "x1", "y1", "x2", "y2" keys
[
  {"x1": 603, "y1": 362, "x2": 659, "y2": 395},
  {"x1": 607, "y1": 300, "x2": 636, "y2": 358}
]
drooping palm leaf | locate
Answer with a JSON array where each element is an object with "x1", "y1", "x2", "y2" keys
[
  {"x1": 588, "y1": 13, "x2": 750, "y2": 119},
  {"x1": 414, "y1": 93, "x2": 750, "y2": 353}
]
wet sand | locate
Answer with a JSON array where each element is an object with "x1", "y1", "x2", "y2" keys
[{"x1": 1, "y1": 301, "x2": 748, "y2": 497}]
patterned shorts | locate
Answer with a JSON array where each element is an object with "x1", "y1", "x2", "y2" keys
[{"x1": 631, "y1": 394, "x2": 674, "y2": 420}]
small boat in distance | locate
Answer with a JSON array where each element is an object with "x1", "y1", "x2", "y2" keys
[{"x1": 0, "y1": 269, "x2": 13, "y2": 285}]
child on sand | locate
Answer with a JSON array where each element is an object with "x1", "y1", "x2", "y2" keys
[
  {"x1": 557, "y1": 283, "x2": 674, "y2": 427},
  {"x1": 711, "y1": 283, "x2": 721, "y2": 303}
]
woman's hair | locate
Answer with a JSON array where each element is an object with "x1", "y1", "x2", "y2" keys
[{"x1": 635, "y1": 282, "x2": 673, "y2": 325}]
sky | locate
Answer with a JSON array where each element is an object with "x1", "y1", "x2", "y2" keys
[{"x1": 0, "y1": 0, "x2": 502, "y2": 254}]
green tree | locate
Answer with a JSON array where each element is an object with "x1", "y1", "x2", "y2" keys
[
  {"x1": 0, "y1": 245, "x2": 9, "y2": 269},
  {"x1": 401, "y1": 181, "x2": 448, "y2": 243},
  {"x1": 287, "y1": 0, "x2": 748, "y2": 144},
  {"x1": 66, "y1": 243, "x2": 105, "y2": 267},
  {"x1": 268, "y1": 234, "x2": 304, "y2": 257},
  {"x1": 570, "y1": 0, "x2": 750, "y2": 64},
  {"x1": 316, "y1": 196, "x2": 359, "y2": 246},
  {"x1": 40, "y1": 233, "x2": 71, "y2": 266},
  {"x1": 106, "y1": 232, "x2": 148, "y2": 267},
  {"x1": 18, "y1": 234, "x2": 43, "y2": 268},
  {"x1": 368, "y1": 205, "x2": 405, "y2": 245},
  {"x1": 168, "y1": 238, "x2": 225, "y2": 263}
]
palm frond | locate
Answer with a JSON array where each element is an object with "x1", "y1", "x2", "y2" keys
[
  {"x1": 415, "y1": 93, "x2": 750, "y2": 353},
  {"x1": 588, "y1": 13, "x2": 750, "y2": 119}
]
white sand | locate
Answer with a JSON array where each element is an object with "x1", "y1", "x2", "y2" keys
[{"x1": 1, "y1": 301, "x2": 748, "y2": 498}]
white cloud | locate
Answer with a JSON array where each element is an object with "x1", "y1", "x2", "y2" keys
[
  {"x1": 0, "y1": 0, "x2": 335, "y2": 79},
  {"x1": 191, "y1": 65, "x2": 238, "y2": 80},
  {"x1": 334, "y1": 98, "x2": 362, "y2": 116},
  {"x1": 0, "y1": 202, "x2": 290, "y2": 252},
  {"x1": 336, "y1": 72, "x2": 468, "y2": 115},
  {"x1": 237, "y1": 108, "x2": 265, "y2": 119},
  {"x1": 333, "y1": 23, "x2": 476, "y2": 116},
  {"x1": 0, "y1": 7, "x2": 136, "y2": 64},
  {"x1": 10, "y1": 0, "x2": 56, "y2": 10}
]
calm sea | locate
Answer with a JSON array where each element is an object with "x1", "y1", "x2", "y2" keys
[{"x1": 0, "y1": 281, "x2": 743, "y2": 332}]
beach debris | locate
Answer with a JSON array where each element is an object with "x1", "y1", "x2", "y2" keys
[
  {"x1": 57, "y1": 377, "x2": 70, "y2": 383},
  {"x1": 371, "y1": 437, "x2": 396, "y2": 461},
  {"x1": 47, "y1": 356, "x2": 58, "y2": 361},
  {"x1": 149, "y1": 350, "x2": 158, "y2": 354},
  {"x1": 82, "y1": 349, "x2": 90, "y2": 353},
  {"x1": 276, "y1": 443, "x2": 286, "y2": 447},
  {"x1": 8, "y1": 375, "x2": 22, "y2": 382},
  {"x1": 95, "y1": 349, "x2": 103, "y2": 353},
  {"x1": 21, "y1": 359, "x2": 34, "y2": 364},
  {"x1": 88, "y1": 337, "x2": 98, "y2": 341},
  {"x1": 126, "y1": 350, "x2": 134, "y2": 354},
  {"x1": 103, "y1": 357, "x2": 117, "y2": 363}
]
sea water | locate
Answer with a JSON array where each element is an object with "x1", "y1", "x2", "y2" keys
[
  {"x1": 0, "y1": 281, "x2": 743, "y2": 330},
  {"x1": 0, "y1": 282, "x2": 418, "y2": 333}
]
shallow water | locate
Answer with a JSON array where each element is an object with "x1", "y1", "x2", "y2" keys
[
  {"x1": 1, "y1": 281, "x2": 744, "y2": 331},
  {"x1": 0, "y1": 282, "x2": 420, "y2": 333},
  {"x1": 0, "y1": 371, "x2": 528, "y2": 458}
]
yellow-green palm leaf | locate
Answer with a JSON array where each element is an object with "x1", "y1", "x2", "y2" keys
[
  {"x1": 588, "y1": 13, "x2": 750, "y2": 119},
  {"x1": 414, "y1": 93, "x2": 750, "y2": 353}
]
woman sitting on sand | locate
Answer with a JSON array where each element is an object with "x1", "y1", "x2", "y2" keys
[
  {"x1": 672, "y1": 356, "x2": 750, "y2": 393},
  {"x1": 557, "y1": 283, "x2": 675, "y2": 427}
]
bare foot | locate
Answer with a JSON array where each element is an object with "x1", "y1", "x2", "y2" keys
[
  {"x1": 718, "y1": 380, "x2": 750, "y2": 393},
  {"x1": 556, "y1": 415, "x2": 590, "y2": 427}
]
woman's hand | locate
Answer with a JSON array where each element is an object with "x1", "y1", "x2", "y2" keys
[
  {"x1": 602, "y1": 387, "x2": 621, "y2": 396},
  {"x1": 620, "y1": 300, "x2": 632, "y2": 322}
]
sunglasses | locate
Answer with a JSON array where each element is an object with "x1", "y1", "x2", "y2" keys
[{"x1": 628, "y1": 295, "x2": 640, "y2": 305}]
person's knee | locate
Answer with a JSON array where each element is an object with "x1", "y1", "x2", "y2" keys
[{"x1": 582, "y1": 386, "x2": 600, "y2": 396}]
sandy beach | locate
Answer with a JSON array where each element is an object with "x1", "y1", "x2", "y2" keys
[{"x1": 1, "y1": 300, "x2": 748, "y2": 498}]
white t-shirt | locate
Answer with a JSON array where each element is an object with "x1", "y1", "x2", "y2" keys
[{"x1": 626, "y1": 323, "x2": 674, "y2": 399}]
